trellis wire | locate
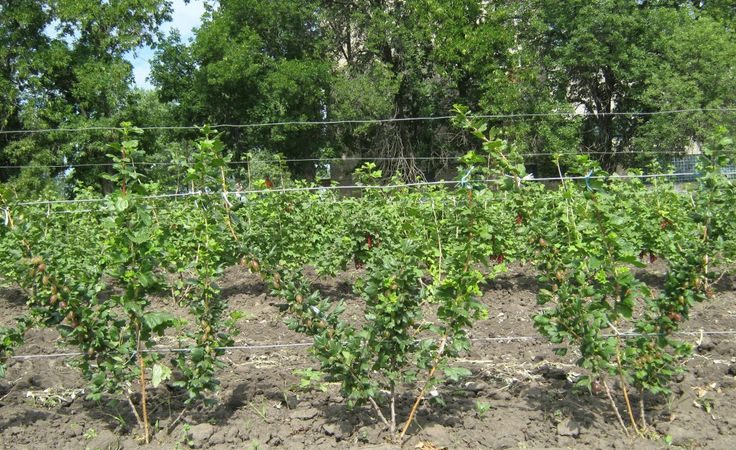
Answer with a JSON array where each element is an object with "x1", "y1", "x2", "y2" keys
[
  {"x1": 6, "y1": 330, "x2": 735, "y2": 361},
  {"x1": 8, "y1": 171, "x2": 718, "y2": 211},
  {"x1": 2, "y1": 149, "x2": 732, "y2": 171},
  {"x1": 0, "y1": 107, "x2": 735, "y2": 136}
]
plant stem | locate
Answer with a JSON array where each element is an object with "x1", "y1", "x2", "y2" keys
[
  {"x1": 606, "y1": 322, "x2": 642, "y2": 437},
  {"x1": 219, "y1": 166, "x2": 239, "y2": 242},
  {"x1": 399, "y1": 336, "x2": 447, "y2": 441},
  {"x1": 167, "y1": 408, "x2": 188, "y2": 435},
  {"x1": 615, "y1": 345, "x2": 641, "y2": 437},
  {"x1": 0, "y1": 376, "x2": 22, "y2": 402},
  {"x1": 246, "y1": 154, "x2": 253, "y2": 189},
  {"x1": 603, "y1": 379, "x2": 630, "y2": 437},
  {"x1": 121, "y1": 147, "x2": 127, "y2": 194},
  {"x1": 430, "y1": 199, "x2": 443, "y2": 281},
  {"x1": 136, "y1": 328, "x2": 150, "y2": 444},
  {"x1": 639, "y1": 389, "x2": 648, "y2": 431},
  {"x1": 126, "y1": 393, "x2": 144, "y2": 433},
  {"x1": 368, "y1": 397, "x2": 390, "y2": 430},
  {"x1": 390, "y1": 388, "x2": 396, "y2": 435},
  {"x1": 5, "y1": 206, "x2": 14, "y2": 228},
  {"x1": 248, "y1": 402, "x2": 270, "y2": 423}
]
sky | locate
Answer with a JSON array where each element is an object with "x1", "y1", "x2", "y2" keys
[{"x1": 129, "y1": 0, "x2": 206, "y2": 89}]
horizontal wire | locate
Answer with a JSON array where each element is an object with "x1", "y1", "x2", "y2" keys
[
  {"x1": 9, "y1": 170, "x2": 730, "y2": 210},
  {"x1": 15, "y1": 191, "x2": 204, "y2": 206},
  {"x1": 0, "y1": 107, "x2": 734, "y2": 136},
  {"x1": 473, "y1": 330, "x2": 736, "y2": 343},
  {"x1": 529, "y1": 172, "x2": 701, "y2": 182},
  {"x1": 12, "y1": 181, "x2": 454, "y2": 207},
  {"x1": 8, "y1": 330, "x2": 735, "y2": 361},
  {"x1": 52, "y1": 209, "x2": 95, "y2": 214},
  {"x1": 8, "y1": 343, "x2": 314, "y2": 360},
  {"x1": 1, "y1": 149, "x2": 722, "y2": 171}
]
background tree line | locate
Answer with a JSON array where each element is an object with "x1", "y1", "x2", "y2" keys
[{"x1": 1, "y1": 0, "x2": 735, "y2": 196}]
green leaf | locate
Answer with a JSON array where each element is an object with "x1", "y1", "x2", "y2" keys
[
  {"x1": 341, "y1": 350, "x2": 354, "y2": 366},
  {"x1": 615, "y1": 299, "x2": 633, "y2": 319},
  {"x1": 190, "y1": 346, "x2": 205, "y2": 363},
  {"x1": 142, "y1": 312, "x2": 176, "y2": 333},
  {"x1": 115, "y1": 197, "x2": 129, "y2": 212},
  {"x1": 138, "y1": 271, "x2": 156, "y2": 288},
  {"x1": 444, "y1": 367, "x2": 472, "y2": 382},
  {"x1": 130, "y1": 230, "x2": 151, "y2": 244},
  {"x1": 152, "y1": 364, "x2": 172, "y2": 388},
  {"x1": 575, "y1": 375, "x2": 592, "y2": 390},
  {"x1": 620, "y1": 255, "x2": 646, "y2": 268}
]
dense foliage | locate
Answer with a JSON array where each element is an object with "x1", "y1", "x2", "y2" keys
[
  {"x1": 2, "y1": 0, "x2": 735, "y2": 194},
  {"x1": 1, "y1": 0, "x2": 735, "y2": 442},
  {"x1": 1, "y1": 110, "x2": 734, "y2": 440}
]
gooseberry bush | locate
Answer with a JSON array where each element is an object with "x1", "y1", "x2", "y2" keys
[
  {"x1": 251, "y1": 108, "x2": 529, "y2": 439},
  {"x1": 529, "y1": 145, "x2": 734, "y2": 436},
  {"x1": 0, "y1": 114, "x2": 733, "y2": 444},
  {"x1": 267, "y1": 185, "x2": 499, "y2": 438},
  {"x1": 0, "y1": 125, "x2": 243, "y2": 442}
]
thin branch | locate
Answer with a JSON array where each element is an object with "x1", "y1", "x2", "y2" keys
[
  {"x1": 0, "y1": 376, "x2": 23, "y2": 402},
  {"x1": 368, "y1": 396, "x2": 391, "y2": 430},
  {"x1": 399, "y1": 336, "x2": 448, "y2": 441},
  {"x1": 615, "y1": 344, "x2": 642, "y2": 437},
  {"x1": 137, "y1": 328, "x2": 150, "y2": 444},
  {"x1": 390, "y1": 389, "x2": 396, "y2": 435},
  {"x1": 639, "y1": 389, "x2": 648, "y2": 431},
  {"x1": 126, "y1": 392, "x2": 144, "y2": 433},
  {"x1": 166, "y1": 408, "x2": 188, "y2": 435},
  {"x1": 603, "y1": 379, "x2": 630, "y2": 437}
]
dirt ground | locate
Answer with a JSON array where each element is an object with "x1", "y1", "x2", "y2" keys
[{"x1": 1, "y1": 263, "x2": 735, "y2": 450}]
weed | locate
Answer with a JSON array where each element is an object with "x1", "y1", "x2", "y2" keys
[
  {"x1": 83, "y1": 428, "x2": 97, "y2": 440},
  {"x1": 248, "y1": 400, "x2": 270, "y2": 423},
  {"x1": 474, "y1": 401, "x2": 492, "y2": 417}
]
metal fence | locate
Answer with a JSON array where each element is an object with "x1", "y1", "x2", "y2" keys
[{"x1": 666, "y1": 155, "x2": 736, "y2": 182}]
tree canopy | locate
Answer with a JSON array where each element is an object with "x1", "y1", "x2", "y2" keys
[
  {"x1": 1, "y1": 0, "x2": 735, "y2": 194},
  {"x1": 0, "y1": 0, "x2": 172, "y2": 192}
]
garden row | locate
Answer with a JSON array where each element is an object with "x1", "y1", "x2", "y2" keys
[{"x1": 1, "y1": 114, "x2": 735, "y2": 443}]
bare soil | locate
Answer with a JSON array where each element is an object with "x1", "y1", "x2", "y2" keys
[{"x1": 1, "y1": 264, "x2": 736, "y2": 450}]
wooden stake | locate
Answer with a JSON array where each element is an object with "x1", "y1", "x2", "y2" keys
[
  {"x1": 399, "y1": 336, "x2": 447, "y2": 441},
  {"x1": 136, "y1": 329, "x2": 150, "y2": 444}
]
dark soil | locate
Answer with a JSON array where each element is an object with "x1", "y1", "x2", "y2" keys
[{"x1": 1, "y1": 264, "x2": 736, "y2": 450}]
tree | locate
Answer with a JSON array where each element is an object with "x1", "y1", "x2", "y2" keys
[
  {"x1": 151, "y1": 1, "x2": 563, "y2": 180},
  {"x1": 151, "y1": 0, "x2": 332, "y2": 171},
  {"x1": 323, "y1": 0, "x2": 564, "y2": 179},
  {"x1": 534, "y1": 0, "x2": 736, "y2": 169},
  {"x1": 0, "y1": 0, "x2": 172, "y2": 195},
  {"x1": 634, "y1": 9, "x2": 736, "y2": 156}
]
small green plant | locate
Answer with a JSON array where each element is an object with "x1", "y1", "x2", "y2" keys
[
  {"x1": 83, "y1": 428, "x2": 98, "y2": 440},
  {"x1": 474, "y1": 401, "x2": 492, "y2": 417},
  {"x1": 246, "y1": 440, "x2": 262, "y2": 450},
  {"x1": 693, "y1": 384, "x2": 717, "y2": 417},
  {"x1": 530, "y1": 151, "x2": 725, "y2": 438},
  {"x1": 0, "y1": 124, "x2": 242, "y2": 444},
  {"x1": 0, "y1": 318, "x2": 31, "y2": 378},
  {"x1": 294, "y1": 368, "x2": 328, "y2": 392},
  {"x1": 248, "y1": 400, "x2": 270, "y2": 422},
  {"x1": 179, "y1": 423, "x2": 194, "y2": 448},
  {"x1": 550, "y1": 409, "x2": 565, "y2": 424},
  {"x1": 353, "y1": 162, "x2": 383, "y2": 185}
]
